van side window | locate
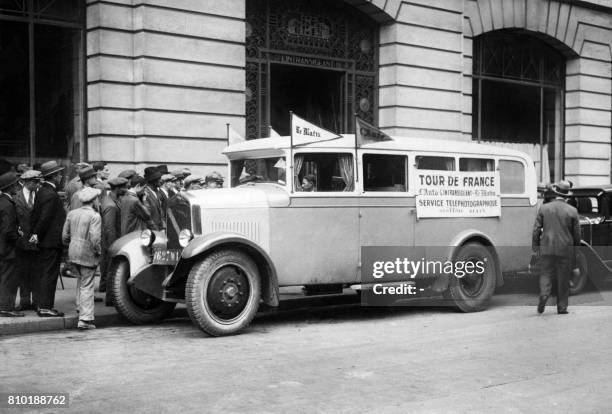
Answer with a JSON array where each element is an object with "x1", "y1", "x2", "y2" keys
[
  {"x1": 294, "y1": 153, "x2": 354, "y2": 192},
  {"x1": 363, "y1": 154, "x2": 407, "y2": 192},
  {"x1": 498, "y1": 160, "x2": 525, "y2": 194},
  {"x1": 415, "y1": 156, "x2": 455, "y2": 171},
  {"x1": 459, "y1": 158, "x2": 494, "y2": 172}
]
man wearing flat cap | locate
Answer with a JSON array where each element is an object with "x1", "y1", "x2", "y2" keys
[
  {"x1": 143, "y1": 166, "x2": 164, "y2": 231},
  {"x1": 13, "y1": 170, "x2": 42, "y2": 311},
  {"x1": 62, "y1": 187, "x2": 102, "y2": 330},
  {"x1": 30, "y1": 161, "x2": 66, "y2": 317},
  {"x1": 0, "y1": 172, "x2": 25, "y2": 317},
  {"x1": 184, "y1": 175, "x2": 205, "y2": 191},
  {"x1": 159, "y1": 174, "x2": 176, "y2": 215},
  {"x1": 532, "y1": 180, "x2": 581, "y2": 315},
  {"x1": 99, "y1": 176, "x2": 128, "y2": 302},
  {"x1": 205, "y1": 171, "x2": 224, "y2": 189},
  {"x1": 70, "y1": 165, "x2": 100, "y2": 211}
]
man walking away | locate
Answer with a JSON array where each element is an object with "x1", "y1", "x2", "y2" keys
[
  {"x1": 30, "y1": 161, "x2": 66, "y2": 317},
  {"x1": 532, "y1": 180, "x2": 581, "y2": 314},
  {"x1": 0, "y1": 172, "x2": 25, "y2": 317},
  {"x1": 62, "y1": 187, "x2": 102, "y2": 330},
  {"x1": 100, "y1": 177, "x2": 128, "y2": 303},
  {"x1": 13, "y1": 169, "x2": 42, "y2": 311}
]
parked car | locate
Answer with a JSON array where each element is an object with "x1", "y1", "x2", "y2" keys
[
  {"x1": 107, "y1": 135, "x2": 539, "y2": 336},
  {"x1": 566, "y1": 186, "x2": 612, "y2": 294}
]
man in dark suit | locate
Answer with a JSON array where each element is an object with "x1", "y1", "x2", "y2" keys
[
  {"x1": 143, "y1": 167, "x2": 165, "y2": 231},
  {"x1": 532, "y1": 180, "x2": 581, "y2": 314},
  {"x1": 30, "y1": 161, "x2": 67, "y2": 317},
  {"x1": 13, "y1": 169, "x2": 42, "y2": 311},
  {"x1": 99, "y1": 177, "x2": 128, "y2": 301},
  {"x1": 0, "y1": 172, "x2": 25, "y2": 317}
]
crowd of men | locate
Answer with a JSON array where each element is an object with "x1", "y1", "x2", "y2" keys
[{"x1": 0, "y1": 159, "x2": 224, "y2": 328}]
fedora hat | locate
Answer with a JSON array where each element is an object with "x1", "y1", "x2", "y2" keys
[
  {"x1": 40, "y1": 160, "x2": 65, "y2": 177},
  {"x1": 552, "y1": 180, "x2": 571, "y2": 196},
  {"x1": 144, "y1": 166, "x2": 162, "y2": 183},
  {"x1": 0, "y1": 171, "x2": 19, "y2": 191},
  {"x1": 78, "y1": 166, "x2": 97, "y2": 181}
]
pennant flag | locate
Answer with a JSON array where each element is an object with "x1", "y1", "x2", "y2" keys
[
  {"x1": 273, "y1": 158, "x2": 286, "y2": 169},
  {"x1": 269, "y1": 127, "x2": 282, "y2": 138},
  {"x1": 227, "y1": 124, "x2": 245, "y2": 145},
  {"x1": 291, "y1": 113, "x2": 341, "y2": 146},
  {"x1": 355, "y1": 116, "x2": 392, "y2": 147}
]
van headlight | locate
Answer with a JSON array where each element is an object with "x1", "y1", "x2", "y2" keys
[
  {"x1": 178, "y1": 229, "x2": 194, "y2": 247},
  {"x1": 140, "y1": 229, "x2": 156, "y2": 247}
]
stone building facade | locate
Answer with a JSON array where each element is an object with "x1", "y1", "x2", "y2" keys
[{"x1": 1, "y1": 0, "x2": 611, "y2": 185}]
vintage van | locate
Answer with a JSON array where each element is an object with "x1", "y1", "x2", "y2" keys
[{"x1": 107, "y1": 135, "x2": 538, "y2": 336}]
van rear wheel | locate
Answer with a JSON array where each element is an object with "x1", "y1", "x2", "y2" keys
[
  {"x1": 569, "y1": 250, "x2": 588, "y2": 296},
  {"x1": 447, "y1": 243, "x2": 497, "y2": 312},
  {"x1": 109, "y1": 259, "x2": 176, "y2": 324},
  {"x1": 185, "y1": 250, "x2": 261, "y2": 336}
]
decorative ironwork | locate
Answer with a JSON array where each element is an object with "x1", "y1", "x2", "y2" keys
[
  {"x1": 246, "y1": 0, "x2": 378, "y2": 139},
  {"x1": 0, "y1": 0, "x2": 27, "y2": 16},
  {"x1": 474, "y1": 31, "x2": 565, "y2": 86}
]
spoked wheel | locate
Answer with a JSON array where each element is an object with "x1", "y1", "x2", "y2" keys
[
  {"x1": 109, "y1": 259, "x2": 176, "y2": 324},
  {"x1": 186, "y1": 250, "x2": 261, "y2": 336},
  {"x1": 446, "y1": 243, "x2": 497, "y2": 312}
]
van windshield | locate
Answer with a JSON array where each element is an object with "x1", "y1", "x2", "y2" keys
[{"x1": 230, "y1": 157, "x2": 287, "y2": 187}]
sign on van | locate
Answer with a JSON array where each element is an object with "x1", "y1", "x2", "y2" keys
[{"x1": 414, "y1": 170, "x2": 501, "y2": 218}]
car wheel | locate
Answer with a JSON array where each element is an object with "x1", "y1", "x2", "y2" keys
[
  {"x1": 447, "y1": 243, "x2": 497, "y2": 312},
  {"x1": 570, "y1": 250, "x2": 588, "y2": 296},
  {"x1": 186, "y1": 249, "x2": 261, "y2": 336},
  {"x1": 109, "y1": 259, "x2": 176, "y2": 324}
]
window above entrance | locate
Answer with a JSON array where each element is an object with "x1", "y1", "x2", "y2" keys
[{"x1": 246, "y1": 0, "x2": 379, "y2": 139}]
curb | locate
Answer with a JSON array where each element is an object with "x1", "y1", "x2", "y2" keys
[{"x1": 0, "y1": 311, "x2": 126, "y2": 336}]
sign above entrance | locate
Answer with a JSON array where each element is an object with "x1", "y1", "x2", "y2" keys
[{"x1": 291, "y1": 113, "x2": 341, "y2": 146}]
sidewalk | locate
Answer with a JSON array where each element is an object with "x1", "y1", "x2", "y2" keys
[
  {"x1": 0, "y1": 276, "x2": 124, "y2": 336},
  {"x1": 0, "y1": 279, "x2": 361, "y2": 336}
]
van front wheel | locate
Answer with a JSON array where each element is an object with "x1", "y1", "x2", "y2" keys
[
  {"x1": 186, "y1": 250, "x2": 261, "y2": 336},
  {"x1": 447, "y1": 243, "x2": 497, "y2": 312}
]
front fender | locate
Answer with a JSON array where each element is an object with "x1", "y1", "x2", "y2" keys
[
  {"x1": 165, "y1": 231, "x2": 279, "y2": 306},
  {"x1": 109, "y1": 230, "x2": 168, "y2": 277}
]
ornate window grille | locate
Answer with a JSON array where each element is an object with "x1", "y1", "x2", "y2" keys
[{"x1": 246, "y1": 0, "x2": 378, "y2": 139}]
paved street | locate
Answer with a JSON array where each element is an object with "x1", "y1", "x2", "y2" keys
[{"x1": 1, "y1": 289, "x2": 612, "y2": 414}]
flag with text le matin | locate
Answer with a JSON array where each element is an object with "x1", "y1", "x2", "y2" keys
[
  {"x1": 291, "y1": 113, "x2": 341, "y2": 146},
  {"x1": 355, "y1": 116, "x2": 392, "y2": 147},
  {"x1": 227, "y1": 124, "x2": 245, "y2": 145}
]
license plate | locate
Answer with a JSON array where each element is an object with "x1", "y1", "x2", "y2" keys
[{"x1": 152, "y1": 249, "x2": 181, "y2": 265}]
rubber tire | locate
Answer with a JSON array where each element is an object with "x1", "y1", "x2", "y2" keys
[
  {"x1": 109, "y1": 259, "x2": 176, "y2": 324},
  {"x1": 186, "y1": 250, "x2": 261, "y2": 336},
  {"x1": 447, "y1": 243, "x2": 497, "y2": 312},
  {"x1": 569, "y1": 250, "x2": 588, "y2": 296}
]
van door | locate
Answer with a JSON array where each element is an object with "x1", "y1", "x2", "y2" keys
[
  {"x1": 270, "y1": 152, "x2": 360, "y2": 285},
  {"x1": 358, "y1": 152, "x2": 415, "y2": 282}
]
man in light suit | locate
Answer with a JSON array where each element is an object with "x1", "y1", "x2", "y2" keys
[{"x1": 532, "y1": 180, "x2": 581, "y2": 314}]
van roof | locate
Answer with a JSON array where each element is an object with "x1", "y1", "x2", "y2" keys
[{"x1": 223, "y1": 135, "x2": 532, "y2": 161}]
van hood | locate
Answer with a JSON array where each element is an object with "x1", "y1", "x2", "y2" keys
[{"x1": 183, "y1": 183, "x2": 290, "y2": 208}]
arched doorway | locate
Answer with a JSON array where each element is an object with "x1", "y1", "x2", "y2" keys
[
  {"x1": 472, "y1": 30, "x2": 566, "y2": 182},
  {"x1": 245, "y1": 0, "x2": 378, "y2": 138}
]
